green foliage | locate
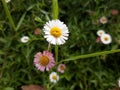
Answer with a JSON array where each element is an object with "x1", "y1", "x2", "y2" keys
[{"x1": 0, "y1": 0, "x2": 120, "y2": 90}]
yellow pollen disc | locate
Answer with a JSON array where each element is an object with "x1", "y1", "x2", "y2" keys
[
  {"x1": 60, "y1": 65, "x2": 65, "y2": 70},
  {"x1": 100, "y1": 32, "x2": 103, "y2": 35},
  {"x1": 39, "y1": 55, "x2": 49, "y2": 66},
  {"x1": 104, "y1": 37, "x2": 109, "y2": 41},
  {"x1": 52, "y1": 75, "x2": 57, "y2": 80},
  {"x1": 50, "y1": 27, "x2": 62, "y2": 38}
]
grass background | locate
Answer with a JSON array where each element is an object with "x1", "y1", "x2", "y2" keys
[{"x1": 0, "y1": 0, "x2": 120, "y2": 90}]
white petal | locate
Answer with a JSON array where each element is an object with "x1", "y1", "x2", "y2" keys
[{"x1": 56, "y1": 38, "x2": 63, "y2": 45}]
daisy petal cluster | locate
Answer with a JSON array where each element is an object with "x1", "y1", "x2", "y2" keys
[
  {"x1": 101, "y1": 34, "x2": 112, "y2": 44},
  {"x1": 20, "y1": 36, "x2": 29, "y2": 43},
  {"x1": 97, "y1": 30, "x2": 105, "y2": 37},
  {"x1": 43, "y1": 19, "x2": 69, "y2": 45},
  {"x1": 96, "y1": 30, "x2": 112, "y2": 44},
  {"x1": 49, "y1": 72, "x2": 59, "y2": 83},
  {"x1": 34, "y1": 51, "x2": 55, "y2": 72},
  {"x1": 99, "y1": 16, "x2": 108, "y2": 24},
  {"x1": 57, "y1": 64, "x2": 66, "y2": 73}
]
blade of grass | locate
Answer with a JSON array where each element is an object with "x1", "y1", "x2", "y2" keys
[
  {"x1": 16, "y1": 4, "x2": 36, "y2": 31},
  {"x1": 2, "y1": 0, "x2": 16, "y2": 31},
  {"x1": 16, "y1": 12, "x2": 27, "y2": 31},
  {"x1": 59, "y1": 49, "x2": 120, "y2": 63}
]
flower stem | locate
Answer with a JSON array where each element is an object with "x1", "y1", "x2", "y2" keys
[
  {"x1": 2, "y1": 0, "x2": 16, "y2": 31},
  {"x1": 47, "y1": 43, "x2": 51, "y2": 51},
  {"x1": 52, "y1": 0, "x2": 59, "y2": 19},
  {"x1": 52, "y1": 0, "x2": 59, "y2": 63},
  {"x1": 55, "y1": 45, "x2": 58, "y2": 63},
  {"x1": 59, "y1": 49, "x2": 120, "y2": 63}
]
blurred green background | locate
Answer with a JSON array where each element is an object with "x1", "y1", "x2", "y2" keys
[{"x1": 0, "y1": 0, "x2": 120, "y2": 90}]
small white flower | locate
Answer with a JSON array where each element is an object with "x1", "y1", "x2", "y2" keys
[
  {"x1": 20, "y1": 36, "x2": 29, "y2": 43},
  {"x1": 43, "y1": 19, "x2": 69, "y2": 45},
  {"x1": 97, "y1": 30, "x2": 105, "y2": 37},
  {"x1": 99, "y1": 16, "x2": 108, "y2": 24},
  {"x1": 100, "y1": 34, "x2": 112, "y2": 44},
  {"x1": 49, "y1": 72, "x2": 59, "y2": 83},
  {"x1": 5, "y1": 0, "x2": 11, "y2": 3},
  {"x1": 118, "y1": 79, "x2": 120, "y2": 87}
]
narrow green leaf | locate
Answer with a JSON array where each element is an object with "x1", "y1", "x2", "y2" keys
[
  {"x1": 60, "y1": 49, "x2": 120, "y2": 62},
  {"x1": 16, "y1": 4, "x2": 35, "y2": 31},
  {"x1": 16, "y1": 12, "x2": 27, "y2": 31},
  {"x1": 2, "y1": 0, "x2": 16, "y2": 31},
  {"x1": 3, "y1": 87, "x2": 14, "y2": 90}
]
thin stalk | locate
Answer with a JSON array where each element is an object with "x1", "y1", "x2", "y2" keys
[
  {"x1": 2, "y1": 0, "x2": 16, "y2": 31},
  {"x1": 59, "y1": 49, "x2": 120, "y2": 63},
  {"x1": 52, "y1": 0, "x2": 59, "y2": 19},
  {"x1": 55, "y1": 45, "x2": 58, "y2": 63},
  {"x1": 52, "y1": 0, "x2": 59, "y2": 63},
  {"x1": 47, "y1": 43, "x2": 51, "y2": 51}
]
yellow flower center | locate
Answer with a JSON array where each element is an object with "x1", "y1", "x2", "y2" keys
[
  {"x1": 50, "y1": 27, "x2": 62, "y2": 38},
  {"x1": 104, "y1": 37, "x2": 109, "y2": 41},
  {"x1": 52, "y1": 75, "x2": 57, "y2": 80},
  {"x1": 39, "y1": 55, "x2": 49, "y2": 66},
  {"x1": 100, "y1": 32, "x2": 103, "y2": 35}
]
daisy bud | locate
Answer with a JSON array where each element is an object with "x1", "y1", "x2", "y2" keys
[
  {"x1": 20, "y1": 36, "x2": 29, "y2": 43},
  {"x1": 111, "y1": 9, "x2": 119, "y2": 15},
  {"x1": 34, "y1": 28, "x2": 41, "y2": 35},
  {"x1": 99, "y1": 16, "x2": 108, "y2": 24},
  {"x1": 57, "y1": 64, "x2": 66, "y2": 73}
]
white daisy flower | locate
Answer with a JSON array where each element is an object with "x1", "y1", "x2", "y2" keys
[
  {"x1": 49, "y1": 72, "x2": 59, "y2": 83},
  {"x1": 100, "y1": 34, "x2": 112, "y2": 44},
  {"x1": 43, "y1": 20, "x2": 69, "y2": 45},
  {"x1": 5, "y1": 0, "x2": 11, "y2": 3},
  {"x1": 97, "y1": 30, "x2": 105, "y2": 37},
  {"x1": 99, "y1": 16, "x2": 108, "y2": 24},
  {"x1": 20, "y1": 36, "x2": 29, "y2": 43}
]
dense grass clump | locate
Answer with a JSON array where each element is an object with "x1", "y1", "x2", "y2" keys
[{"x1": 0, "y1": 0, "x2": 120, "y2": 90}]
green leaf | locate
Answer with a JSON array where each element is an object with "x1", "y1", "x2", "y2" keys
[
  {"x1": 3, "y1": 87, "x2": 14, "y2": 90},
  {"x1": 0, "y1": 38, "x2": 7, "y2": 43},
  {"x1": 60, "y1": 49, "x2": 120, "y2": 63},
  {"x1": 34, "y1": 16, "x2": 42, "y2": 22},
  {"x1": 0, "y1": 50, "x2": 5, "y2": 55}
]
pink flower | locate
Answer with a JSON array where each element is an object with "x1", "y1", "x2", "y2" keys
[
  {"x1": 34, "y1": 28, "x2": 41, "y2": 35},
  {"x1": 34, "y1": 51, "x2": 55, "y2": 72},
  {"x1": 57, "y1": 64, "x2": 66, "y2": 73},
  {"x1": 111, "y1": 9, "x2": 119, "y2": 15},
  {"x1": 96, "y1": 36, "x2": 101, "y2": 43}
]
